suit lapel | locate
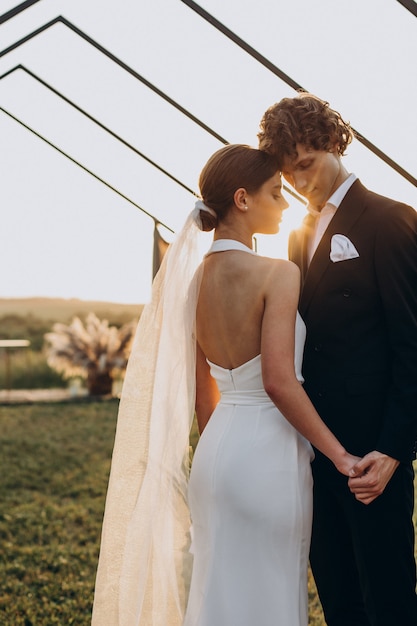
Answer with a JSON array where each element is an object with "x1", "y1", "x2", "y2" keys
[{"x1": 299, "y1": 180, "x2": 368, "y2": 317}]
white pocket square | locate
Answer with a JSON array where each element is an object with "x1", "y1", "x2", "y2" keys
[{"x1": 330, "y1": 234, "x2": 359, "y2": 263}]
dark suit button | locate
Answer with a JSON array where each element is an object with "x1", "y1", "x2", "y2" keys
[
  {"x1": 314, "y1": 344, "x2": 322, "y2": 352},
  {"x1": 343, "y1": 288, "x2": 351, "y2": 297}
]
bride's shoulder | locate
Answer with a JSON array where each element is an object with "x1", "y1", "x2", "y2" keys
[
  {"x1": 256, "y1": 255, "x2": 300, "y2": 275},
  {"x1": 255, "y1": 256, "x2": 301, "y2": 293}
]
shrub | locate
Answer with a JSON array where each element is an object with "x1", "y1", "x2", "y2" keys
[{"x1": 44, "y1": 313, "x2": 137, "y2": 395}]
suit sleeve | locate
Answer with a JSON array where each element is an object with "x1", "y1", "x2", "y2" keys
[{"x1": 374, "y1": 202, "x2": 417, "y2": 462}]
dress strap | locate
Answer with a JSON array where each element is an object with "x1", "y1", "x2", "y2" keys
[{"x1": 205, "y1": 238, "x2": 257, "y2": 256}]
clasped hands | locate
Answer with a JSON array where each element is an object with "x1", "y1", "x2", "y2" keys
[{"x1": 347, "y1": 451, "x2": 399, "y2": 505}]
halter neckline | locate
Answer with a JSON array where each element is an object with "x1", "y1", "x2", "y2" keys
[{"x1": 206, "y1": 238, "x2": 257, "y2": 256}]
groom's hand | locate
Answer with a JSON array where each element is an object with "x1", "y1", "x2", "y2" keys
[{"x1": 347, "y1": 451, "x2": 399, "y2": 505}]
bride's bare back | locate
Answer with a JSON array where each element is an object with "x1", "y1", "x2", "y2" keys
[{"x1": 196, "y1": 249, "x2": 294, "y2": 370}]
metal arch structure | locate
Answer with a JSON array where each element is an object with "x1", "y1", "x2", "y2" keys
[
  {"x1": 0, "y1": 13, "x2": 305, "y2": 220},
  {"x1": 0, "y1": 65, "x2": 197, "y2": 198},
  {"x1": 0, "y1": 3, "x2": 415, "y2": 241},
  {"x1": 0, "y1": 16, "x2": 216, "y2": 235},
  {"x1": 1, "y1": 5, "x2": 416, "y2": 189},
  {"x1": 0, "y1": 14, "x2": 228, "y2": 235},
  {"x1": 0, "y1": 16, "x2": 229, "y2": 145},
  {"x1": 0, "y1": 105, "x2": 176, "y2": 233}
]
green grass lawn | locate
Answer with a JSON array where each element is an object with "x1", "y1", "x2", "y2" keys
[
  {"x1": 0, "y1": 402, "x2": 415, "y2": 625},
  {"x1": 0, "y1": 402, "x2": 117, "y2": 625}
]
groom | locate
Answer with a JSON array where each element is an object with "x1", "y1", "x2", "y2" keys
[{"x1": 258, "y1": 93, "x2": 417, "y2": 625}]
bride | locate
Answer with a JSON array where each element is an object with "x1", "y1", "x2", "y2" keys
[{"x1": 92, "y1": 144, "x2": 358, "y2": 626}]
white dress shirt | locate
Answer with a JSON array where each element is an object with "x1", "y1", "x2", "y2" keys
[{"x1": 307, "y1": 173, "x2": 357, "y2": 265}]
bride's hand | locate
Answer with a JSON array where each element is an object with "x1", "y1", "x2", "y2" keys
[{"x1": 334, "y1": 451, "x2": 362, "y2": 477}]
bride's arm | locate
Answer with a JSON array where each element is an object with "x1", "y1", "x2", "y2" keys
[
  {"x1": 195, "y1": 341, "x2": 220, "y2": 434},
  {"x1": 261, "y1": 260, "x2": 359, "y2": 476}
]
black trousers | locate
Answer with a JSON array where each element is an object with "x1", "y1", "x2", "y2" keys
[{"x1": 310, "y1": 461, "x2": 417, "y2": 626}]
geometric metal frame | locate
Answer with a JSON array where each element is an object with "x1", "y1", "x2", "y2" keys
[
  {"x1": 1, "y1": 7, "x2": 415, "y2": 235},
  {"x1": 0, "y1": 103, "x2": 176, "y2": 232}
]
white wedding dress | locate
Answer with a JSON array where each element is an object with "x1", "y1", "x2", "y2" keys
[{"x1": 183, "y1": 239, "x2": 314, "y2": 626}]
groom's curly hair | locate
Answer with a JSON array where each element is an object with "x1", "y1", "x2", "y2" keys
[{"x1": 258, "y1": 92, "x2": 354, "y2": 166}]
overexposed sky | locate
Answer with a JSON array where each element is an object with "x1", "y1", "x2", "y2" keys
[{"x1": 1, "y1": 0, "x2": 416, "y2": 304}]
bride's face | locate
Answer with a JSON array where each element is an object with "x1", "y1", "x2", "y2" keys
[{"x1": 248, "y1": 172, "x2": 289, "y2": 234}]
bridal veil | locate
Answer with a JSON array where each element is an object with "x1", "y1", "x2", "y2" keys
[{"x1": 92, "y1": 207, "x2": 207, "y2": 626}]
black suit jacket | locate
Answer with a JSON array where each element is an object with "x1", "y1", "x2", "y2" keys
[{"x1": 289, "y1": 180, "x2": 417, "y2": 466}]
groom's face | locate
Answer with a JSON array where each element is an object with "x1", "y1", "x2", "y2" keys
[{"x1": 282, "y1": 143, "x2": 343, "y2": 212}]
